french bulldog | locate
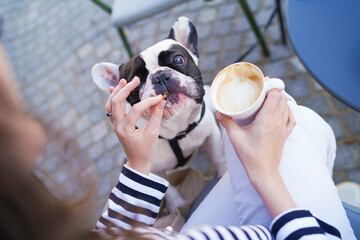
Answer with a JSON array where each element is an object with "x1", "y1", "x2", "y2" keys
[{"x1": 92, "y1": 17, "x2": 226, "y2": 212}]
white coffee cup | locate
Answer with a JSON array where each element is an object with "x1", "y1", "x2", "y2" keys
[{"x1": 211, "y1": 62, "x2": 285, "y2": 126}]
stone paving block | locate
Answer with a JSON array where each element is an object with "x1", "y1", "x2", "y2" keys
[
  {"x1": 60, "y1": 109, "x2": 77, "y2": 128},
  {"x1": 198, "y1": 8, "x2": 217, "y2": 24},
  {"x1": 303, "y1": 95, "x2": 332, "y2": 116},
  {"x1": 262, "y1": 0, "x2": 275, "y2": 8},
  {"x1": 81, "y1": 55, "x2": 98, "y2": 76},
  {"x1": 188, "y1": 0, "x2": 205, "y2": 11},
  {"x1": 325, "y1": 116, "x2": 345, "y2": 139},
  {"x1": 93, "y1": 32, "x2": 108, "y2": 47},
  {"x1": 78, "y1": 42, "x2": 95, "y2": 60},
  {"x1": 91, "y1": 119, "x2": 109, "y2": 142},
  {"x1": 202, "y1": 73, "x2": 215, "y2": 85},
  {"x1": 159, "y1": 18, "x2": 174, "y2": 33},
  {"x1": 219, "y1": 3, "x2": 238, "y2": 19},
  {"x1": 224, "y1": 34, "x2": 243, "y2": 51},
  {"x1": 89, "y1": 142, "x2": 105, "y2": 161},
  {"x1": 139, "y1": 36, "x2": 157, "y2": 51},
  {"x1": 75, "y1": 97, "x2": 93, "y2": 116},
  {"x1": 49, "y1": 92, "x2": 65, "y2": 109},
  {"x1": 90, "y1": 107, "x2": 105, "y2": 125},
  {"x1": 334, "y1": 144, "x2": 359, "y2": 170},
  {"x1": 196, "y1": 23, "x2": 212, "y2": 39},
  {"x1": 331, "y1": 98, "x2": 348, "y2": 111},
  {"x1": 90, "y1": 90, "x2": 106, "y2": 106},
  {"x1": 285, "y1": 78, "x2": 310, "y2": 99},
  {"x1": 233, "y1": 16, "x2": 251, "y2": 33},
  {"x1": 171, "y1": 2, "x2": 188, "y2": 14},
  {"x1": 96, "y1": 40, "x2": 112, "y2": 59},
  {"x1": 308, "y1": 76, "x2": 324, "y2": 92},
  {"x1": 348, "y1": 170, "x2": 360, "y2": 184},
  {"x1": 290, "y1": 56, "x2": 307, "y2": 75},
  {"x1": 104, "y1": 132, "x2": 120, "y2": 151},
  {"x1": 199, "y1": 54, "x2": 218, "y2": 72},
  {"x1": 78, "y1": 131, "x2": 93, "y2": 149},
  {"x1": 332, "y1": 173, "x2": 344, "y2": 185},
  {"x1": 97, "y1": 176, "x2": 113, "y2": 198},
  {"x1": 243, "y1": 47, "x2": 263, "y2": 64},
  {"x1": 214, "y1": 19, "x2": 232, "y2": 36},
  {"x1": 221, "y1": 51, "x2": 239, "y2": 68},
  {"x1": 76, "y1": 114, "x2": 91, "y2": 134},
  {"x1": 181, "y1": 12, "x2": 198, "y2": 24},
  {"x1": 205, "y1": 0, "x2": 225, "y2": 6},
  {"x1": 97, "y1": 155, "x2": 114, "y2": 176},
  {"x1": 248, "y1": 0, "x2": 260, "y2": 12},
  {"x1": 70, "y1": 37, "x2": 85, "y2": 51},
  {"x1": 203, "y1": 38, "x2": 222, "y2": 54},
  {"x1": 56, "y1": 101, "x2": 71, "y2": 117},
  {"x1": 269, "y1": 44, "x2": 292, "y2": 61},
  {"x1": 263, "y1": 60, "x2": 288, "y2": 79},
  {"x1": 345, "y1": 111, "x2": 360, "y2": 134},
  {"x1": 142, "y1": 21, "x2": 159, "y2": 37}
]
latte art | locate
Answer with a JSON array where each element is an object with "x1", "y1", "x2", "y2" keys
[{"x1": 214, "y1": 63, "x2": 263, "y2": 113}]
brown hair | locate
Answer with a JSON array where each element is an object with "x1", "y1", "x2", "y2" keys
[{"x1": 0, "y1": 43, "x2": 153, "y2": 240}]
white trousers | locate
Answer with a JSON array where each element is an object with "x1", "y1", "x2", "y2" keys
[{"x1": 182, "y1": 97, "x2": 356, "y2": 239}]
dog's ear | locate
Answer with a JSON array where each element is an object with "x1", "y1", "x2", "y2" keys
[
  {"x1": 91, "y1": 62, "x2": 120, "y2": 91},
  {"x1": 168, "y1": 16, "x2": 199, "y2": 57}
]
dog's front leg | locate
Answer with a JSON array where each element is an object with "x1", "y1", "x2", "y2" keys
[
  {"x1": 165, "y1": 184, "x2": 186, "y2": 213},
  {"x1": 156, "y1": 170, "x2": 186, "y2": 213},
  {"x1": 202, "y1": 117, "x2": 227, "y2": 177}
]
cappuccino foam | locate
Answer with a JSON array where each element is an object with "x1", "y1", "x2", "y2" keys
[{"x1": 214, "y1": 63, "x2": 263, "y2": 113}]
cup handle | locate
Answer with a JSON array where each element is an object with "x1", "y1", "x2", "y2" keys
[{"x1": 265, "y1": 78, "x2": 285, "y2": 92}]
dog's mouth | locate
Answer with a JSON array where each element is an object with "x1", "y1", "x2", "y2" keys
[{"x1": 162, "y1": 92, "x2": 189, "y2": 119}]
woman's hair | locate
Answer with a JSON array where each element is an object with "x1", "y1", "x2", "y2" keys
[{"x1": 0, "y1": 43, "x2": 152, "y2": 240}]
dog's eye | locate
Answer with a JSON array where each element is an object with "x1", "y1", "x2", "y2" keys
[{"x1": 173, "y1": 55, "x2": 184, "y2": 64}]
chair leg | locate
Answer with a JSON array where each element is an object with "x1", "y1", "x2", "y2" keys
[
  {"x1": 237, "y1": 0, "x2": 270, "y2": 57},
  {"x1": 117, "y1": 28, "x2": 134, "y2": 58},
  {"x1": 275, "y1": 0, "x2": 287, "y2": 45}
]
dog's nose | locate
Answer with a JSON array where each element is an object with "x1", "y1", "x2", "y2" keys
[{"x1": 153, "y1": 72, "x2": 171, "y2": 85}]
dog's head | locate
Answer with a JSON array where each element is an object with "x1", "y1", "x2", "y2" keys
[{"x1": 92, "y1": 17, "x2": 204, "y2": 120}]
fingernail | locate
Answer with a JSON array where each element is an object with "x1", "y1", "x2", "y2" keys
[
  {"x1": 160, "y1": 100, "x2": 166, "y2": 108},
  {"x1": 215, "y1": 112, "x2": 223, "y2": 121}
]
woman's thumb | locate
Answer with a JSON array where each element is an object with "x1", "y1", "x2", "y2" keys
[{"x1": 215, "y1": 112, "x2": 237, "y2": 131}]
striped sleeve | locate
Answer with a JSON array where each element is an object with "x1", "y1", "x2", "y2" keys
[
  {"x1": 176, "y1": 224, "x2": 272, "y2": 240},
  {"x1": 270, "y1": 208, "x2": 342, "y2": 240},
  {"x1": 96, "y1": 165, "x2": 169, "y2": 229}
]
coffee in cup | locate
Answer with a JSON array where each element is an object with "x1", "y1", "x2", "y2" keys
[{"x1": 211, "y1": 62, "x2": 284, "y2": 126}]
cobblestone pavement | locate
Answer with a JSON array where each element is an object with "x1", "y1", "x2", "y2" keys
[{"x1": 1, "y1": 0, "x2": 359, "y2": 224}]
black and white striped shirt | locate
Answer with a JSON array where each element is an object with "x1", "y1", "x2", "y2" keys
[{"x1": 95, "y1": 165, "x2": 341, "y2": 239}]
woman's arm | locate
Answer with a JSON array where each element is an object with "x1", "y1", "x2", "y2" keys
[{"x1": 96, "y1": 165, "x2": 168, "y2": 229}]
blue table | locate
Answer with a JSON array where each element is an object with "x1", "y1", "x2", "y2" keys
[{"x1": 287, "y1": 0, "x2": 360, "y2": 112}]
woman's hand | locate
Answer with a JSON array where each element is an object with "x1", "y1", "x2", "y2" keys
[
  {"x1": 216, "y1": 89, "x2": 296, "y2": 218},
  {"x1": 106, "y1": 77, "x2": 166, "y2": 175}
]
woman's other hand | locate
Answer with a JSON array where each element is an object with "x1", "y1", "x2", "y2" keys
[
  {"x1": 216, "y1": 89, "x2": 296, "y2": 218},
  {"x1": 106, "y1": 77, "x2": 166, "y2": 175}
]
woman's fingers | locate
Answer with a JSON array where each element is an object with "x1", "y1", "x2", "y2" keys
[
  {"x1": 124, "y1": 95, "x2": 163, "y2": 130},
  {"x1": 286, "y1": 107, "x2": 296, "y2": 137},
  {"x1": 112, "y1": 77, "x2": 141, "y2": 123},
  {"x1": 275, "y1": 94, "x2": 289, "y2": 125},
  {"x1": 257, "y1": 90, "x2": 282, "y2": 120},
  {"x1": 106, "y1": 79, "x2": 127, "y2": 122},
  {"x1": 146, "y1": 100, "x2": 166, "y2": 136}
]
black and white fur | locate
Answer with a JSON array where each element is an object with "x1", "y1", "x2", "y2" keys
[{"x1": 92, "y1": 17, "x2": 226, "y2": 212}]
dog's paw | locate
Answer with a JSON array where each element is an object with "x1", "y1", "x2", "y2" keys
[
  {"x1": 168, "y1": 197, "x2": 186, "y2": 213},
  {"x1": 216, "y1": 160, "x2": 228, "y2": 178}
]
